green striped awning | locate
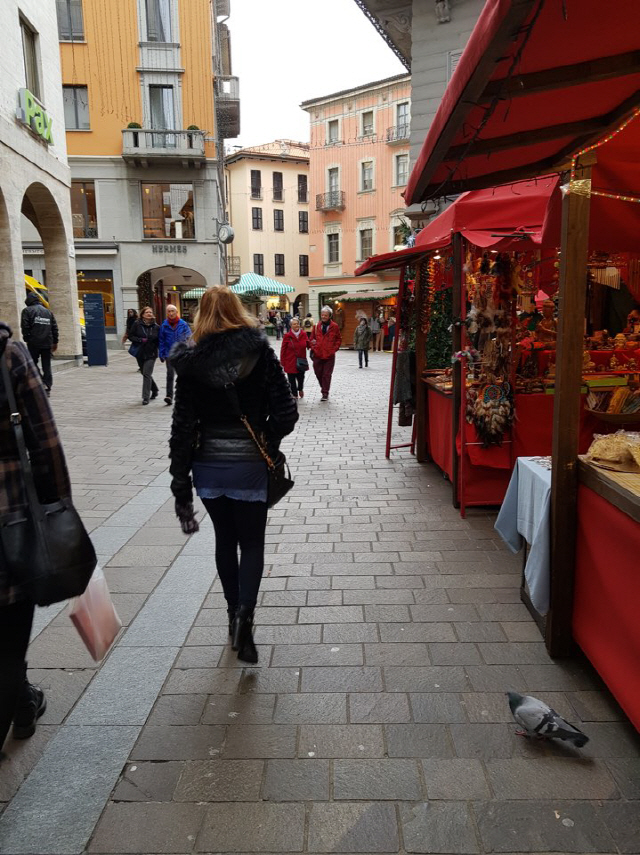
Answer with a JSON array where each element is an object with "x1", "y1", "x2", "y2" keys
[
  {"x1": 231, "y1": 273, "x2": 295, "y2": 295},
  {"x1": 182, "y1": 287, "x2": 206, "y2": 300}
]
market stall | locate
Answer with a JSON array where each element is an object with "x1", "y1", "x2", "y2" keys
[{"x1": 401, "y1": 0, "x2": 640, "y2": 728}]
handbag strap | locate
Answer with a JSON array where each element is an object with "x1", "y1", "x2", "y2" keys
[
  {"x1": 223, "y1": 383, "x2": 276, "y2": 472},
  {"x1": 1, "y1": 350, "x2": 45, "y2": 519}
]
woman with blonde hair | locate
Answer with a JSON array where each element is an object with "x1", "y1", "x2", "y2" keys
[{"x1": 169, "y1": 287, "x2": 298, "y2": 663}]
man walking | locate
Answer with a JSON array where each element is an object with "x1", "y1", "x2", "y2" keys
[
  {"x1": 21, "y1": 292, "x2": 58, "y2": 394},
  {"x1": 158, "y1": 304, "x2": 190, "y2": 405},
  {"x1": 310, "y1": 306, "x2": 342, "y2": 401}
]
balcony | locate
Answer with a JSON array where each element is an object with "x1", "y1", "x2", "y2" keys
[
  {"x1": 386, "y1": 124, "x2": 410, "y2": 145},
  {"x1": 122, "y1": 129, "x2": 206, "y2": 167},
  {"x1": 215, "y1": 75, "x2": 240, "y2": 139},
  {"x1": 316, "y1": 191, "x2": 345, "y2": 212},
  {"x1": 228, "y1": 255, "x2": 241, "y2": 279}
]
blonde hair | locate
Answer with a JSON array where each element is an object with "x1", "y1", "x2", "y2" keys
[{"x1": 192, "y1": 286, "x2": 259, "y2": 342}]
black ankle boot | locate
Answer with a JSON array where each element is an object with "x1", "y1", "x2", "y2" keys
[
  {"x1": 227, "y1": 608, "x2": 237, "y2": 638},
  {"x1": 12, "y1": 666, "x2": 46, "y2": 740},
  {"x1": 231, "y1": 606, "x2": 258, "y2": 664}
]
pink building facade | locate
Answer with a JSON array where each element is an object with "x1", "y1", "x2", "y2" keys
[{"x1": 301, "y1": 74, "x2": 411, "y2": 313}]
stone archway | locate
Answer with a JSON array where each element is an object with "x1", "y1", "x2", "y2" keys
[
  {"x1": 21, "y1": 182, "x2": 80, "y2": 356},
  {"x1": 0, "y1": 187, "x2": 19, "y2": 330},
  {"x1": 135, "y1": 266, "x2": 207, "y2": 325}
]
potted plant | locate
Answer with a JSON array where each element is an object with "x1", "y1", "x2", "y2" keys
[{"x1": 127, "y1": 121, "x2": 141, "y2": 146}]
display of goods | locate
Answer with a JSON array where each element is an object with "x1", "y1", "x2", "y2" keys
[
  {"x1": 585, "y1": 431, "x2": 640, "y2": 472},
  {"x1": 470, "y1": 382, "x2": 514, "y2": 447}
]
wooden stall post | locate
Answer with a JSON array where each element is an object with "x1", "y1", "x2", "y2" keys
[
  {"x1": 414, "y1": 260, "x2": 427, "y2": 462},
  {"x1": 546, "y1": 156, "x2": 595, "y2": 657},
  {"x1": 451, "y1": 234, "x2": 463, "y2": 508},
  {"x1": 385, "y1": 266, "x2": 407, "y2": 458}
]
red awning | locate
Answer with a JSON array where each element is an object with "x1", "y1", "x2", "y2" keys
[
  {"x1": 354, "y1": 246, "x2": 430, "y2": 276},
  {"x1": 405, "y1": 0, "x2": 640, "y2": 204}
]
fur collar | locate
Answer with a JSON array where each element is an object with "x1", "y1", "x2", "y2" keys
[{"x1": 170, "y1": 326, "x2": 268, "y2": 388}]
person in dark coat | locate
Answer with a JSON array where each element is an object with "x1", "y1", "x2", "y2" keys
[
  {"x1": 169, "y1": 286, "x2": 298, "y2": 664},
  {"x1": 128, "y1": 306, "x2": 160, "y2": 404},
  {"x1": 354, "y1": 317, "x2": 372, "y2": 368},
  {"x1": 0, "y1": 323, "x2": 72, "y2": 756},
  {"x1": 280, "y1": 317, "x2": 309, "y2": 398},
  {"x1": 20, "y1": 292, "x2": 59, "y2": 394},
  {"x1": 122, "y1": 308, "x2": 138, "y2": 345},
  {"x1": 158, "y1": 305, "x2": 190, "y2": 406}
]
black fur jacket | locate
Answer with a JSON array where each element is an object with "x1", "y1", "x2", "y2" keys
[{"x1": 168, "y1": 326, "x2": 298, "y2": 501}]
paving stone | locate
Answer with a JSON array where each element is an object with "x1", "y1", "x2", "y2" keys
[
  {"x1": 176, "y1": 645, "x2": 227, "y2": 668},
  {"x1": 364, "y1": 642, "x2": 428, "y2": 666},
  {"x1": 349, "y1": 692, "x2": 411, "y2": 723},
  {"x1": 299, "y1": 724, "x2": 385, "y2": 758},
  {"x1": 104, "y1": 566, "x2": 165, "y2": 594},
  {"x1": 308, "y1": 802, "x2": 399, "y2": 853},
  {"x1": 263, "y1": 759, "x2": 330, "y2": 801},
  {"x1": 197, "y1": 802, "x2": 305, "y2": 852},
  {"x1": 500, "y1": 620, "x2": 544, "y2": 641},
  {"x1": 384, "y1": 666, "x2": 468, "y2": 692},
  {"x1": 449, "y1": 723, "x2": 520, "y2": 759},
  {"x1": 27, "y1": 668, "x2": 93, "y2": 725},
  {"x1": 174, "y1": 759, "x2": 263, "y2": 801},
  {"x1": 330, "y1": 575, "x2": 375, "y2": 589},
  {"x1": 335, "y1": 758, "x2": 422, "y2": 800},
  {"x1": 299, "y1": 605, "x2": 364, "y2": 623},
  {"x1": 244, "y1": 624, "x2": 322, "y2": 644},
  {"x1": 221, "y1": 724, "x2": 297, "y2": 758},
  {"x1": 379, "y1": 623, "x2": 456, "y2": 642},
  {"x1": 479, "y1": 641, "x2": 551, "y2": 665},
  {"x1": 344, "y1": 589, "x2": 415, "y2": 604},
  {"x1": 131, "y1": 725, "x2": 226, "y2": 761},
  {"x1": 487, "y1": 758, "x2": 619, "y2": 799},
  {"x1": 287, "y1": 576, "x2": 331, "y2": 590},
  {"x1": 321, "y1": 623, "x2": 379, "y2": 643},
  {"x1": 428, "y1": 642, "x2": 482, "y2": 665},
  {"x1": 400, "y1": 802, "x2": 479, "y2": 854},
  {"x1": 454, "y1": 621, "x2": 508, "y2": 642},
  {"x1": 605, "y1": 758, "x2": 640, "y2": 798},
  {"x1": 364, "y1": 604, "x2": 412, "y2": 622},
  {"x1": 27, "y1": 626, "x2": 100, "y2": 669},
  {"x1": 147, "y1": 694, "x2": 207, "y2": 726},
  {"x1": 89, "y1": 802, "x2": 204, "y2": 853},
  {"x1": 107, "y1": 542, "x2": 182, "y2": 567},
  {"x1": 385, "y1": 724, "x2": 453, "y2": 758},
  {"x1": 422, "y1": 759, "x2": 490, "y2": 799},
  {"x1": 112, "y1": 761, "x2": 183, "y2": 802},
  {"x1": 261, "y1": 590, "x2": 307, "y2": 606},
  {"x1": 409, "y1": 693, "x2": 467, "y2": 723},
  {"x1": 567, "y1": 691, "x2": 627, "y2": 722},
  {"x1": 201, "y1": 693, "x2": 276, "y2": 725},
  {"x1": 272, "y1": 643, "x2": 363, "y2": 667},
  {"x1": 600, "y1": 800, "x2": 640, "y2": 853},
  {"x1": 464, "y1": 664, "x2": 526, "y2": 692},
  {"x1": 307, "y1": 590, "x2": 343, "y2": 605},
  {"x1": 578, "y1": 721, "x2": 640, "y2": 758},
  {"x1": 0, "y1": 726, "x2": 57, "y2": 804},
  {"x1": 474, "y1": 800, "x2": 616, "y2": 853},
  {"x1": 411, "y1": 604, "x2": 480, "y2": 622},
  {"x1": 301, "y1": 666, "x2": 383, "y2": 692},
  {"x1": 164, "y1": 667, "x2": 299, "y2": 695},
  {"x1": 274, "y1": 693, "x2": 347, "y2": 723}
]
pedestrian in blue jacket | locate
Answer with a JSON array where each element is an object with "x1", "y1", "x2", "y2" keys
[{"x1": 159, "y1": 305, "x2": 190, "y2": 405}]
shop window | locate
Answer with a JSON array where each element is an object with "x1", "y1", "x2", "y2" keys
[
  {"x1": 327, "y1": 233, "x2": 340, "y2": 264},
  {"x1": 56, "y1": 0, "x2": 84, "y2": 41},
  {"x1": 361, "y1": 161, "x2": 374, "y2": 192},
  {"x1": 252, "y1": 207, "x2": 262, "y2": 230},
  {"x1": 274, "y1": 209, "x2": 284, "y2": 231},
  {"x1": 359, "y1": 228, "x2": 373, "y2": 260},
  {"x1": 299, "y1": 255, "x2": 309, "y2": 277},
  {"x1": 77, "y1": 269, "x2": 115, "y2": 329},
  {"x1": 141, "y1": 182, "x2": 195, "y2": 239},
  {"x1": 273, "y1": 172, "x2": 283, "y2": 201},
  {"x1": 145, "y1": 0, "x2": 172, "y2": 42},
  {"x1": 299, "y1": 211, "x2": 308, "y2": 233},
  {"x1": 298, "y1": 174, "x2": 308, "y2": 203},
  {"x1": 274, "y1": 254, "x2": 285, "y2": 276},
  {"x1": 395, "y1": 153, "x2": 409, "y2": 186},
  {"x1": 21, "y1": 17, "x2": 41, "y2": 100},
  {"x1": 63, "y1": 85, "x2": 90, "y2": 130},
  {"x1": 253, "y1": 253, "x2": 264, "y2": 275},
  {"x1": 71, "y1": 181, "x2": 97, "y2": 238}
]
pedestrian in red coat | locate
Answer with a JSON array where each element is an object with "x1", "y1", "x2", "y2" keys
[
  {"x1": 280, "y1": 318, "x2": 309, "y2": 398},
  {"x1": 310, "y1": 306, "x2": 342, "y2": 401}
]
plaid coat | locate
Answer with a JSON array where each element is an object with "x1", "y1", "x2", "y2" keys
[{"x1": 0, "y1": 325, "x2": 71, "y2": 605}]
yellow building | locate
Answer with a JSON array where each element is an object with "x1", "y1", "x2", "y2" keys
[
  {"x1": 22, "y1": 0, "x2": 239, "y2": 339},
  {"x1": 225, "y1": 141, "x2": 310, "y2": 315}
]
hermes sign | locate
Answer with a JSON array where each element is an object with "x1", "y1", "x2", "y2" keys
[{"x1": 152, "y1": 244, "x2": 187, "y2": 254}]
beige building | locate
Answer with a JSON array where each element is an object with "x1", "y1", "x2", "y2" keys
[{"x1": 224, "y1": 141, "x2": 310, "y2": 314}]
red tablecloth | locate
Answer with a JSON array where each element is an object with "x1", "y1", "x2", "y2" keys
[
  {"x1": 574, "y1": 485, "x2": 640, "y2": 733},
  {"x1": 532, "y1": 348, "x2": 640, "y2": 374},
  {"x1": 427, "y1": 386, "x2": 454, "y2": 479}
]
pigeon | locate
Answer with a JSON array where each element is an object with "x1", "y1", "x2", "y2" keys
[{"x1": 506, "y1": 691, "x2": 589, "y2": 748}]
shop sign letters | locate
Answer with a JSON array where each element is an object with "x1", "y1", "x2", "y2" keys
[
  {"x1": 152, "y1": 244, "x2": 188, "y2": 254},
  {"x1": 17, "y1": 89, "x2": 53, "y2": 145}
]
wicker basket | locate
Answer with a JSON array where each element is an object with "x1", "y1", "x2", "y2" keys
[{"x1": 584, "y1": 407, "x2": 640, "y2": 424}]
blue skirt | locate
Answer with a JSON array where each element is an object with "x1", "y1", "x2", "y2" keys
[{"x1": 192, "y1": 460, "x2": 268, "y2": 503}]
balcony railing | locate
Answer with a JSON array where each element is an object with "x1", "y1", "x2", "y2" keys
[
  {"x1": 122, "y1": 128, "x2": 206, "y2": 165},
  {"x1": 228, "y1": 255, "x2": 241, "y2": 277},
  {"x1": 316, "y1": 191, "x2": 345, "y2": 211},
  {"x1": 386, "y1": 124, "x2": 410, "y2": 144}
]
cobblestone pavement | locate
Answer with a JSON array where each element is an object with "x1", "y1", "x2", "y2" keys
[{"x1": 1, "y1": 347, "x2": 639, "y2": 855}]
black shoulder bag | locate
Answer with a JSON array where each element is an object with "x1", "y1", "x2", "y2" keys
[
  {"x1": 224, "y1": 384, "x2": 294, "y2": 508},
  {"x1": 0, "y1": 352, "x2": 96, "y2": 606}
]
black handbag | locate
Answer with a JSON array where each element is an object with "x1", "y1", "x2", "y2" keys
[
  {"x1": 224, "y1": 384, "x2": 294, "y2": 508},
  {"x1": 0, "y1": 353, "x2": 97, "y2": 606},
  {"x1": 296, "y1": 357, "x2": 309, "y2": 372}
]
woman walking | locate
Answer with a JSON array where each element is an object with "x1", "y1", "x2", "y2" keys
[
  {"x1": 354, "y1": 317, "x2": 372, "y2": 368},
  {"x1": 122, "y1": 308, "x2": 138, "y2": 345},
  {"x1": 169, "y1": 287, "x2": 298, "y2": 663},
  {"x1": 280, "y1": 317, "x2": 309, "y2": 398},
  {"x1": 129, "y1": 306, "x2": 160, "y2": 405},
  {"x1": 0, "y1": 322, "x2": 72, "y2": 755}
]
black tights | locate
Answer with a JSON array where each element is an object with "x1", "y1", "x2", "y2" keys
[
  {"x1": 203, "y1": 497, "x2": 268, "y2": 611},
  {"x1": 0, "y1": 600, "x2": 35, "y2": 751}
]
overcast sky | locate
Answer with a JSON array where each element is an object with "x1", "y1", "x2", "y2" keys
[{"x1": 229, "y1": 0, "x2": 406, "y2": 150}]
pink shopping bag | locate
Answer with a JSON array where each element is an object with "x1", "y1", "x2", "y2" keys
[{"x1": 68, "y1": 566, "x2": 122, "y2": 661}]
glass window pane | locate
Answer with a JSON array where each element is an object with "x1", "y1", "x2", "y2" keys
[
  {"x1": 71, "y1": 181, "x2": 97, "y2": 238},
  {"x1": 360, "y1": 228, "x2": 373, "y2": 259},
  {"x1": 298, "y1": 174, "x2": 308, "y2": 202},
  {"x1": 146, "y1": 0, "x2": 172, "y2": 41},
  {"x1": 362, "y1": 111, "x2": 374, "y2": 135},
  {"x1": 328, "y1": 168, "x2": 339, "y2": 192},
  {"x1": 328, "y1": 233, "x2": 339, "y2": 263},
  {"x1": 70, "y1": 0, "x2": 84, "y2": 38},
  {"x1": 21, "y1": 21, "x2": 40, "y2": 99},
  {"x1": 77, "y1": 269, "x2": 115, "y2": 328},
  {"x1": 142, "y1": 182, "x2": 194, "y2": 239},
  {"x1": 299, "y1": 255, "x2": 309, "y2": 276},
  {"x1": 299, "y1": 211, "x2": 308, "y2": 233},
  {"x1": 253, "y1": 254, "x2": 264, "y2": 275},
  {"x1": 328, "y1": 120, "x2": 339, "y2": 142}
]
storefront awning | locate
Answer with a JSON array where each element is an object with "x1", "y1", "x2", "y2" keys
[
  {"x1": 405, "y1": 0, "x2": 640, "y2": 205},
  {"x1": 337, "y1": 289, "x2": 399, "y2": 301},
  {"x1": 231, "y1": 273, "x2": 294, "y2": 295},
  {"x1": 182, "y1": 287, "x2": 206, "y2": 300}
]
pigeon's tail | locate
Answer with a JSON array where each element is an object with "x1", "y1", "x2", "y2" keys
[
  {"x1": 567, "y1": 732, "x2": 589, "y2": 748},
  {"x1": 559, "y1": 724, "x2": 589, "y2": 748}
]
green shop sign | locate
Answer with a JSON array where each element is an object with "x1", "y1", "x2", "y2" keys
[{"x1": 17, "y1": 89, "x2": 53, "y2": 144}]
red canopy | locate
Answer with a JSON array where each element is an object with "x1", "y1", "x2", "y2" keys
[
  {"x1": 355, "y1": 175, "x2": 558, "y2": 276},
  {"x1": 405, "y1": 0, "x2": 640, "y2": 204}
]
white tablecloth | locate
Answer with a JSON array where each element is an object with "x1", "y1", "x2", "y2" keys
[{"x1": 494, "y1": 456, "x2": 552, "y2": 614}]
